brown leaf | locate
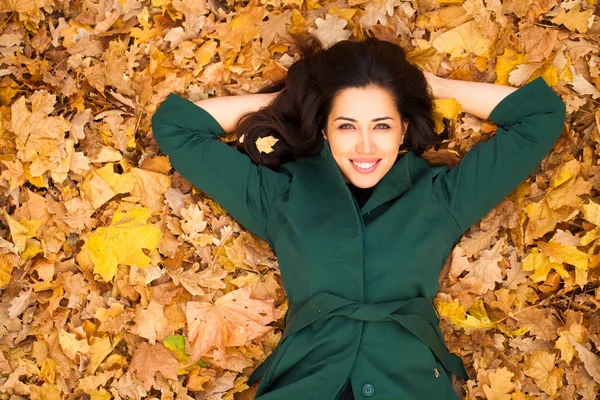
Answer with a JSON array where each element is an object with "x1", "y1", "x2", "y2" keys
[{"x1": 129, "y1": 342, "x2": 180, "y2": 391}]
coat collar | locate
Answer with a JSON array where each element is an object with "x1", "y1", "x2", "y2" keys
[{"x1": 319, "y1": 140, "x2": 415, "y2": 216}]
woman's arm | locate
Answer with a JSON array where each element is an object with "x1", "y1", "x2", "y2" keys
[
  {"x1": 421, "y1": 75, "x2": 566, "y2": 238},
  {"x1": 424, "y1": 71, "x2": 517, "y2": 119},
  {"x1": 152, "y1": 92, "x2": 290, "y2": 242},
  {"x1": 192, "y1": 91, "x2": 279, "y2": 133}
]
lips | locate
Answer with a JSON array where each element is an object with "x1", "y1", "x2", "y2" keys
[
  {"x1": 350, "y1": 159, "x2": 381, "y2": 174},
  {"x1": 350, "y1": 158, "x2": 381, "y2": 162}
]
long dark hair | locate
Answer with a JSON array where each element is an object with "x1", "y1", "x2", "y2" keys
[{"x1": 232, "y1": 34, "x2": 441, "y2": 171}]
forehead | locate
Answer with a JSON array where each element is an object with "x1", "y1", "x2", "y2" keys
[{"x1": 329, "y1": 85, "x2": 398, "y2": 117}]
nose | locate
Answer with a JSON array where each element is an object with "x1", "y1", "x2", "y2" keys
[{"x1": 356, "y1": 131, "x2": 375, "y2": 154}]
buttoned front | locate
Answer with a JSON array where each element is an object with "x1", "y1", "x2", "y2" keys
[
  {"x1": 151, "y1": 77, "x2": 566, "y2": 399},
  {"x1": 362, "y1": 384, "x2": 374, "y2": 396}
]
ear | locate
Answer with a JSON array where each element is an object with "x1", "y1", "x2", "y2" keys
[
  {"x1": 322, "y1": 129, "x2": 328, "y2": 140},
  {"x1": 400, "y1": 120, "x2": 409, "y2": 143},
  {"x1": 402, "y1": 120, "x2": 409, "y2": 134}
]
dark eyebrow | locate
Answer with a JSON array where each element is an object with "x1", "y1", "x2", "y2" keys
[{"x1": 333, "y1": 116, "x2": 393, "y2": 122}]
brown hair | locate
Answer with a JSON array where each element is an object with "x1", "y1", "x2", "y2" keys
[{"x1": 232, "y1": 34, "x2": 441, "y2": 171}]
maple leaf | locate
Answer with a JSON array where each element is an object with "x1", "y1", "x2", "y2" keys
[
  {"x1": 523, "y1": 350, "x2": 564, "y2": 396},
  {"x1": 432, "y1": 20, "x2": 494, "y2": 60},
  {"x1": 513, "y1": 307, "x2": 559, "y2": 341},
  {"x1": 80, "y1": 205, "x2": 162, "y2": 282},
  {"x1": 129, "y1": 342, "x2": 180, "y2": 391},
  {"x1": 482, "y1": 367, "x2": 515, "y2": 400},
  {"x1": 132, "y1": 300, "x2": 171, "y2": 344},
  {"x1": 10, "y1": 93, "x2": 71, "y2": 179},
  {"x1": 185, "y1": 286, "x2": 284, "y2": 363},
  {"x1": 129, "y1": 167, "x2": 171, "y2": 212},
  {"x1": 212, "y1": 1, "x2": 265, "y2": 53}
]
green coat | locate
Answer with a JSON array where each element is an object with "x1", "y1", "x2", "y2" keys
[{"x1": 151, "y1": 76, "x2": 566, "y2": 400}]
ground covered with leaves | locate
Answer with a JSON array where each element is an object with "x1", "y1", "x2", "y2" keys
[{"x1": 0, "y1": 0, "x2": 599, "y2": 398}]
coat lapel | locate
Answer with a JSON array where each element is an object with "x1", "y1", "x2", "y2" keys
[{"x1": 320, "y1": 140, "x2": 414, "y2": 216}]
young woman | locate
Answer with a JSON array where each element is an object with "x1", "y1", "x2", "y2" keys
[{"x1": 151, "y1": 37, "x2": 566, "y2": 399}]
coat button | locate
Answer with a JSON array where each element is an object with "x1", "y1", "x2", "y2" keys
[{"x1": 362, "y1": 383, "x2": 374, "y2": 396}]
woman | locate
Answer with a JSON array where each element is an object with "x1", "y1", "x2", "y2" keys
[{"x1": 151, "y1": 37, "x2": 566, "y2": 399}]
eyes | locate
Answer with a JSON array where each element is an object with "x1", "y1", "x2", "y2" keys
[{"x1": 338, "y1": 123, "x2": 391, "y2": 130}]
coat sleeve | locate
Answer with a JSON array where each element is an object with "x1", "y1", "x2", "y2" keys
[
  {"x1": 151, "y1": 93, "x2": 291, "y2": 242},
  {"x1": 431, "y1": 76, "x2": 567, "y2": 235}
]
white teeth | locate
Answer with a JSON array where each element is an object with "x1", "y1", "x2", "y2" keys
[{"x1": 352, "y1": 161, "x2": 377, "y2": 169}]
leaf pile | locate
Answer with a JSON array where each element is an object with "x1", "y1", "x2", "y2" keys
[{"x1": 0, "y1": 0, "x2": 599, "y2": 398}]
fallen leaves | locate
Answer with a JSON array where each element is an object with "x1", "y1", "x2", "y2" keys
[
  {"x1": 78, "y1": 205, "x2": 162, "y2": 282},
  {"x1": 0, "y1": 0, "x2": 599, "y2": 398}
]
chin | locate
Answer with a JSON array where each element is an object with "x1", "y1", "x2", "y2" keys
[{"x1": 348, "y1": 176, "x2": 379, "y2": 188}]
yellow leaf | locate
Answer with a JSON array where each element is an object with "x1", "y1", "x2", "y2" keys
[
  {"x1": 522, "y1": 247, "x2": 569, "y2": 283},
  {"x1": 1, "y1": 208, "x2": 41, "y2": 253},
  {"x1": 435, "y1": 297, "x2": 466, "y2": 322},
  {"x1": 524, "y1": 200, "x2": 559, "y2": 244},
  {"x1": 432, "y1": 20, "x2": 494, "y2": 60},
  {"x1": 194, "y1": 40, "x2": 218, "y2": 69},
  {"x1": 432, "y1": 98, "x2": 462, "y2": 133},
  {"x1": 533, "y1": 63, "x2": 559, "y2": 87},
  {"x1": 86, "y1": 335, "x2": 115, "y2": 375},
  {"x1": 538, "y1": 239, "x2": 588, "y2": 271},
  {"x1": 581, "y1": 200, "x2": 600, "y2": 225},
  {"x1": 81, "y1": 163, "x2": 135, "y2": 209},
  {"x1": 289, "y1": 9, "x2": 307, "y2": 35},
  {"x1": 327, "y1": 5, "x2": 357, "y2": 21},
  {"x1": 256, "y1": 135, "x2": 279, "y2": 154},
  {"x1": 550, "y1": 159, "x2": 580, "y2": 188},
  {"x1": 129, "y1": 167, "x2": 171, "y2": 212},
  {"x1": 59, "y1": 330, "x2": 91, "y2": 360},
  {"x1": 555, "y1": 323, "x2": 587, "y2": 363},
  {"x1": 81, "y1": 205, "x2": 162, "y2": 282},
  {"x1": 213, "y1": 3, "x2": 265, "y2": 52},
  {"x1": 0, "y1": 254, "x2": 15, "y2": 289},
  {"x1": 87, "y1": 387, "x2": 112, "y2": 400},
  {"x1": 580, "y1": 226, "x2": 600, "y2": 246},
  {"x1": 550, "y1": 4, "x2": 594, "y2": 33},
  {"x1": 523, "y1": 350, "x2": 563, "y2": 396},
  {"x1": 435, "y1": 297, "x2": 495, "y2": 328},
  {"x1": 482, "y1": 367, "x2": 515, "y2": 400},
  {"x1": 0, "y1": 0, "x2": 54, "y2": 17},
  {"x1": 23, "y1": 161, "x2": 47, "y2": 188}
]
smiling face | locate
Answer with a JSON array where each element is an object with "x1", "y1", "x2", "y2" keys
[{"x1": 322, "y1": 85, "x2": 409, "y2": 188}]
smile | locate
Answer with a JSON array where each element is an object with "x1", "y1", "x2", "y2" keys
[{"x1": 350, "y1": 159, "x2": 381, "y2": 173}]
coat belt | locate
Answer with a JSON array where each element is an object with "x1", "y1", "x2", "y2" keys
[{"x1": 249, "y1": 292, "x2": 469, "y2": 385}]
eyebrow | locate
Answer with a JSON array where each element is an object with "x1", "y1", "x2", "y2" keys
[{"x1": 333, "y1": 116, "x2": 393, "y2": 122}]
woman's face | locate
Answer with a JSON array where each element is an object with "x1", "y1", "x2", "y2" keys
[{"x1": 323, "y1": 85, "x2": 409, "y2": 188}]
